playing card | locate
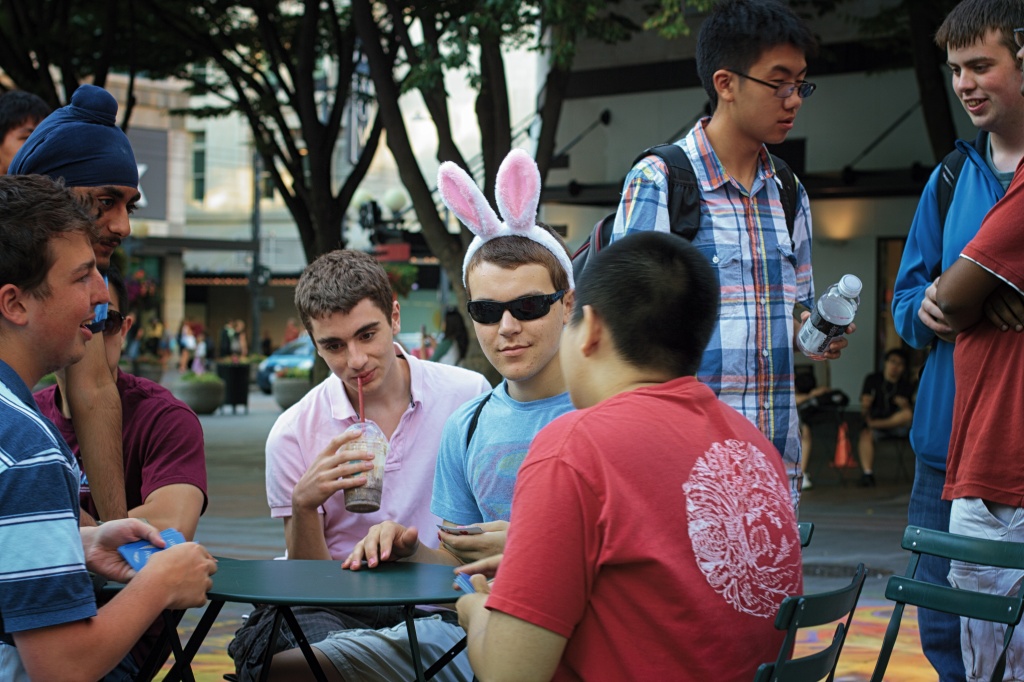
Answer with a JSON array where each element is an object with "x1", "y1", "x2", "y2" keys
[
  {"x1": 118, "y1": 528, "x2": 187, "y2": 571},
  {"x1": 453, "y1": 572, "x2": 476, "y2": 594}
]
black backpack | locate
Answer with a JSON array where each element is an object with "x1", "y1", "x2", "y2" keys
[
  {"x1": 930, "y1": 145, "x2": 969, "y2": 281},
  {"x1": 571, "y1": 143, "x2": 800, "y2": 279}
]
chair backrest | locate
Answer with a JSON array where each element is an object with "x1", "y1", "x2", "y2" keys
[
  {"x1": 755, "y1": 562, "x2": 867, "y2": 682},
  {"x1": 870, "y1": 525, "x2": 1024, "y2": 682},
  {"x1": 798, "y1": 522, "x2": 814, "y2": 548},
  {"x1": 754, "y1": 624, "x2": 846, "y2": 682}
]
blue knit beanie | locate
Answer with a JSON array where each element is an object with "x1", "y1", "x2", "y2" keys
[{"x1": 7, "y1": 84, "x2": 138, "y2": 188}]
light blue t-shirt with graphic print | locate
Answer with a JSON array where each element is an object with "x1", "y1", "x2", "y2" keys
[{"x1": 431, "y1": 382, "x2": 574, "y2": 524}]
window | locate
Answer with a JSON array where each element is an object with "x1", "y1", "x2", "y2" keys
[{"x1": 192, "y1": 131, "x2": 206, "y2": 202}]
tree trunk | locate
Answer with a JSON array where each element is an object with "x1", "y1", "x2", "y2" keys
[{"x1": 907, "y1": 0, "x2": 956, "y2": 162}]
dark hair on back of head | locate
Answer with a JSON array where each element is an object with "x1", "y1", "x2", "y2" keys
[
  {"x1": 935, "y1": 0, "x2": 1024, "y2": 56},
  {"x1": 572, "y1": 232, "x2": 719, "y2": 377},
  {"x1": 465, "y1": 223, "x2": 571, "y2": 298},
  {"x1": 0, "y1": 91, "x2": 51, "y2": 140},
  {"x1": 0, "y1": 174, "x2": 97, "y2": 298},
  {"x1": 696, "y1": 0, "x2": 818, "y2": 110},
  {"x1": 294, "y1": 250, "x2": 395, "y2": 335},
  {"x1": 105, "y1": 265, "x2": 128, "y2": 312}
]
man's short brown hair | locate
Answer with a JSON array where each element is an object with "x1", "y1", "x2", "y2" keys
[
  {"x1": 0, "y1": 174, "x2": 97, "y2": 299},
  {"x1": 294, "y1": 250, "x2": 395, "y2": 334},
  {"x1": 465, "y1": 223, "x2": 571, "y2": 298},
  {"x1": 935, "y1": 0, "x2": 1024, "y2": 56}
]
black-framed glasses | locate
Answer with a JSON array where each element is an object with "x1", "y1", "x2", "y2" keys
[
  {"x1": 1015, "y1": 27, "x2": 1024, "y2": 48},
  {"x1": 725, "y1": 69, "x2": 816, "y2": 99},
  {"x1": 467, "y1": 291, "x2": 566, "y2": 325},
  {"x1": 86, "y1": 309, "x2": 125, "y2": 335}
]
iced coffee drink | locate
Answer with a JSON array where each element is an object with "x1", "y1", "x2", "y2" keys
[{"x1": 342, "y1": 421, "x2": 389, "y2": 513}]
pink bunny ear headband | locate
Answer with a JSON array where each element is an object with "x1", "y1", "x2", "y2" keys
[{"x1": 437, "y1": 149, "x2": 575, "y2": 290}]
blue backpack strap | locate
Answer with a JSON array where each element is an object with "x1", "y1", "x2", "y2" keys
[{"x1": 465, "y1": 390, "x2": 494, "y2": 448}]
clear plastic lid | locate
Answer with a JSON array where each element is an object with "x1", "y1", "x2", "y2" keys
[{"x1": 837, "y1": 274, "x2": 862, "y2": 298}]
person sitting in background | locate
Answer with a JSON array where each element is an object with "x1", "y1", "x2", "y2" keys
[
  {"x1": 795, "y1": 368, "x2": 831, "y2": 491},
  {"x1": 432, "y1": 307, "x2": 469, "y2": 366},
  {"x1": 0, "y1": 90, "x2": 50, "y2": 174},
  {"x1": 858, "y1": 348, "x2": 914, "y2": 487},
  {"x1": 455, "y1": 231, "x2": 802, "y2": 681},
  {"x1": 34, "y1": 265, "x2": 208, "y2": 680}
]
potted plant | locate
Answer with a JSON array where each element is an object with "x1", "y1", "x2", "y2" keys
[
  {"x1": 171, "y1": 371, "x2": 226, "y2": 415},
  {"x1": 273, "y1": 366, "x2": 312, "y2": 410},
  {"x1": 132, "y1": 354, "x2": 165, "y2": 383}
]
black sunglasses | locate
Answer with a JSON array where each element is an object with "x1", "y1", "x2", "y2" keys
[
  {"x1": 467, "y1": 291, "x2": 566, "y2": 325},
  {"x1": 86, "y1": 309, "x2": 125, "y2": 335}
]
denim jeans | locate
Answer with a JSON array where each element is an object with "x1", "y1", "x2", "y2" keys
[{"x1": 909, "y1": 461, "x2": 966, "y2": 682}]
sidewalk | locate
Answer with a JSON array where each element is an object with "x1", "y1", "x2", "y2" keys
[{"x1": 156, "y1": 382, "x2": 929, "y2": 681}]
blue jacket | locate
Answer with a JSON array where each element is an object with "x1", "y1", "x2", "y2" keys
[{"x1": 891, "y1": 133, "x2": 1005, "y2": 471}]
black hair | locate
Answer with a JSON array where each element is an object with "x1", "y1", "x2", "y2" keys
[
  {"x1": 696, "y1": 0, "x2": 818, "y2": 110},
  {"x1": 0, "y1": 91, "x2": 51, "y2": 140},
  {"x1": 572, "y1": 232, "x2": 719, "y2": 377},
  {"x1": 105, "y1": 265, "x2": 128, "y2": 312},
  {"x1": 443, "y1": 307, "x2": 469, "y2": 359},
  {"x1": 884, "y1": 347, "x2": 910, "y2": 366}
]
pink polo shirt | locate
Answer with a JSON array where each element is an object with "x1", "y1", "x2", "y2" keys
[{"x1": 266, "y1": 344, "x2": 491, "y2": 559}]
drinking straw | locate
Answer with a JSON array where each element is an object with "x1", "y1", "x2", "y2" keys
[{"x1": 358, "y1": 376, "x2": 365, "y2": 423}]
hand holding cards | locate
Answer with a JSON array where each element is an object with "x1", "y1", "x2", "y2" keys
[
  {"x1": 454, "y1": 572, "x2": 477, "y2": 593},
  {"x1": 118, "y1": 528, "x2": 187, "y2": 571}
]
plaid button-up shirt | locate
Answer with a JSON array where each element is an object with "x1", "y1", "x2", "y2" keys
[{"x1": 612, "y1": 119, "x2": 815, "y2": 504}]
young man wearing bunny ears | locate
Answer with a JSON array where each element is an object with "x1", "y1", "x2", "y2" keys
[
  {"x1": 457, "y1": 231, "x2": 802, "y2": 681},
  {"x1": 262, "y1": 151, "x2": 577, "y2": 682}
]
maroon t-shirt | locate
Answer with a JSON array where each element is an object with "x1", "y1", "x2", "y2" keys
[{"x1": 35, "y1": 371, "x2": 208, "y2": 517}]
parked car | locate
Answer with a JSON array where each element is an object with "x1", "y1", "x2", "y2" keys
[{"x1": 256, "y1": 335, "x2": 315, "y2": 394}]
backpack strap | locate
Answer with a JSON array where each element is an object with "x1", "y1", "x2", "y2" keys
[
  {"x1": 635, "y1": 144, "x2": 702, "y2": 241},
  {"x1": 769, "y1": 153, "x2": 798, "y2": 240},
  {"x1": 931, "y1": 147, "x2": 969, "y2": 281},
  {"x1": 465, "y1": 390, "x2": 494, "y2": 448}
]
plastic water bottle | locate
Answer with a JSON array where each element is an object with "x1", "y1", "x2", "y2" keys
[{"x1": 797, "y1": 274, "x2": 862, "y2": 360}]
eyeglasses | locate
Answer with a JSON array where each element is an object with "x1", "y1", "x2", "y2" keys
[
  {"x1": 467, "y1": 291, "x2": 566, "y2": 325},
  {"x1": 1015, "y1": 27, "x2": 1024, "y2": 49},
  {"x1": 86, "y1": 309, "x2": 125, "y2": 335},
  {"x1": 725, "y1": 69, "x2": 817, "y2": 99}
]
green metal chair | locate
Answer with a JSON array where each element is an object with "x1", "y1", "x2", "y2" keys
[
  {"x1": 798, "y1": 522, "x2": 814, "y2": 548},
  {"x1": 754, "y1": 563, "x2": 867, "y2": 682},
  {"x1": 870, "y1": 525, "x2": 1024, "y2": 682}
]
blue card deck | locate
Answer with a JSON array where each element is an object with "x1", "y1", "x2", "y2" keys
[{"x1": 118, "y1": 528, "x2": 187, "y2": 571}]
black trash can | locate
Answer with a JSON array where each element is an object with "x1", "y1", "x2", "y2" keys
[{"x1": 216, "y1": 362, "x2": 250, "y2": 414}]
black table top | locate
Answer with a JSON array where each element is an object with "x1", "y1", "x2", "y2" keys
[{"x1": 207, "y1": 559, "x2": 462, "y2": 607}]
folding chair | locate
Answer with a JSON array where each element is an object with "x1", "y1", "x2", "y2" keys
[
  {"x1": 870, "y1": 525, "x2": 1024, "y2": 682},
  {"x1": 798, "y1": 522, "x2": 814, "y2": 548},
  {"x1": 754, "y1": 563, "x2": 866, "y2": 682}
]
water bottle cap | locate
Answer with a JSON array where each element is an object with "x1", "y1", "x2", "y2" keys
[{"x1": 838, "y1": 274, "x2": 862, "y2": 298}]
